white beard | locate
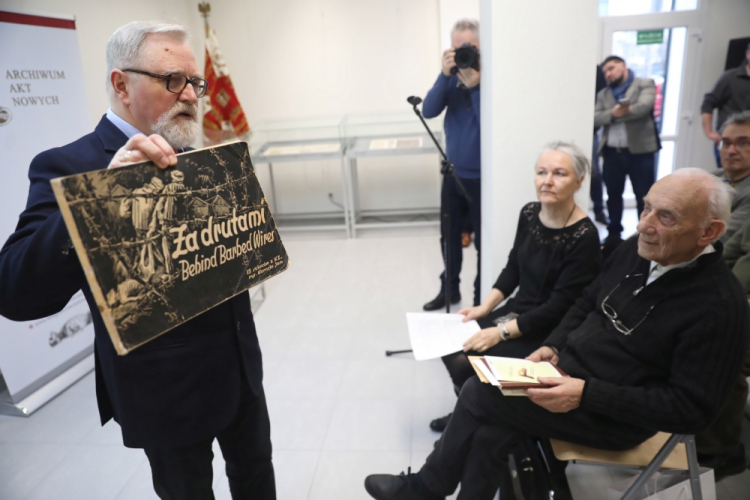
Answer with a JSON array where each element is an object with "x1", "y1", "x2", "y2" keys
[{"x1": 152, "y1": 102, "x2": 200, "y2": 150}]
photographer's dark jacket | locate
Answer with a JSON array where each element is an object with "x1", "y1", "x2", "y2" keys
[
  {"x1": 422, "y1": 73, "x2": 480, "y2": 179},
  {"x1": 544, "y1": 236, "x2": 750, "y2": 434},
  {"x1": 0, "y1": 116, "x2": 264, "y2": 449}
]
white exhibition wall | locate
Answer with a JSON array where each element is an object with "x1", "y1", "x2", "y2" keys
[
  {"x1": 479, "y1": 0, "x2": 598, "y2": 298},
  {"x1": 438, "y1": 0, "x2": 480, "y2": 51},
  {"x1": 209, "y1": 0, "x2": 444, "y2": 214}
]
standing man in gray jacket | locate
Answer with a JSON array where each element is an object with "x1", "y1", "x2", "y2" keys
[{"x1": 595, "y1": 56, "x2": 660, "y2": 257}]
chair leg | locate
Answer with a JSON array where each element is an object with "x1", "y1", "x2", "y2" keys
[
  {"x1": 684, "y1": 435, "x2": 703, "y2": 500},
  {"x1": 621, "y1": 434, "x2": 684, "y2": 500}
]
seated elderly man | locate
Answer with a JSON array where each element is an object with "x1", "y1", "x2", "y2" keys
[{"x1": 365, "y1": 168, "x2": 750, "y2": 500}]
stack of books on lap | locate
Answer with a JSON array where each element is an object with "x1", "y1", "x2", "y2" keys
[{"x1": 468, "y1": 356, "x2": 565, "y2": 396}]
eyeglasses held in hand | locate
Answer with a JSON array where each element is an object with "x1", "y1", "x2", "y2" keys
[
  {"x1": 600, "y1": 274, "x2": 655, "y2": 336},
  {"x1": 719, "y1": 137, "x2": 750, "y2": 151},
  {"x1": 122, "y1": 69, "x2": 209, "y2": 98}
]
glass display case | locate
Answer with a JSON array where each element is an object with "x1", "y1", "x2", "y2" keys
[
  {"x1": 248, "y1": 116, "x2": 350, "y2": 236},
  {"x1": 250, "y1": 116, "x2": 345, "y2": 158},
  {"x1": 342, "y1": 111, "x2": 444, "y2": 237},
  {"x1": 342, "y1": 110, "x2": 443, "y2": 158}
]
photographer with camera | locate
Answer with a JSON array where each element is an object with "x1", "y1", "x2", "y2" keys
[{"x1": 422, "y1": 19, "x2": 482, "y2": 311}]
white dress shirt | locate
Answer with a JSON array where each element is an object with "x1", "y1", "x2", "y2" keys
[{"x1": 646, "y1": 244, "x2": 716, "y2": 286}]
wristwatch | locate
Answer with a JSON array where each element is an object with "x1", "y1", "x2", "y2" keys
[{"x1": 499, "y1": 323, "x2": 512, "y2": 341}]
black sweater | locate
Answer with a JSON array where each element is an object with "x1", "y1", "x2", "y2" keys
[
  {"x1": 544, "y1": 236, "x2": 750, "y2": 434},
  {"x1": 493, "y1": 203, "x2": 601, "y2": 341}
]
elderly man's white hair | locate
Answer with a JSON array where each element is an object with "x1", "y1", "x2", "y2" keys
[
  {"x1": 105, "y1": 21, "x2": 189, "y2": 97},
  {"x1": 670, "y1": 167, "x2": 734, "y2": 227}
]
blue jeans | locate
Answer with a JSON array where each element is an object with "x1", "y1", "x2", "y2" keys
[{"x1": 602, "y1": 146, "x2": 656, "y2": 237}]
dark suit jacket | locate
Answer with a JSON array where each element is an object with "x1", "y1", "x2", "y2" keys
[{"x1": 0, "y1": 116, "x2": 264, "y2": 449}]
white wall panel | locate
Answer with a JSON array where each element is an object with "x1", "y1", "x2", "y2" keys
[{"x1": 479, "y1": 0, "x2": 599, "y2": 297}]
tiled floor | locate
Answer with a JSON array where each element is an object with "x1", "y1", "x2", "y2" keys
[{"x1": 1, "y1": 209, "x2": 749, "y2": 499}]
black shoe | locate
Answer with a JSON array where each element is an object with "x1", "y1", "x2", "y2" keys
[
  {"x1": 365, "y1": 468, "x2": 442, "y2": 500},
  {"x1": 423, "y1": 293, "x2": 460, "y2": 312},
  {"x1": 698, "y1": 444, "x2": 748, "y2": 482},
  {"x1": 429, "y1": 413, "x2": 452, "y2": 433},
  {"x1": 594, "y1": 211, "x2": 609, "y2": 225}
]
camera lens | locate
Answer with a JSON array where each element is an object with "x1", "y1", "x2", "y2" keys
[
  {"x1": 453, "y1": 43, "x2": 479, "y2": 71},
  {"x1": 455, "y1": 51, "x2": 471, "y2": 68}
]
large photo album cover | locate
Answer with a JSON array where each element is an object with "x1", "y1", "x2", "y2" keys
[{"x1": 51, "y1": 141, "x2": 289, "y2": 355}]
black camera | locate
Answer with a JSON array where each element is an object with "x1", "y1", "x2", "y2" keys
[{"x1": 450, "y1": 43, "x2": 480, "y2": 75}]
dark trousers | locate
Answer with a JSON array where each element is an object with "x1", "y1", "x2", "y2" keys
[
  {"x1": 442, "y1": 305, "x2": 542, "y2": 389},
  {"x1": 440, "y1": 175, "x2": 482, "y2": 305},
  {"x1": 696, "y1": 346, "x2": 750, "y2": 454},
  {"x1": 602, "y1": 146, "x2": 656, "y2": 237},
  {"x1": 590, "y1": 133, "x2": 605, "y2": 215},
  {"x1": 144, "y1": 379, "x2": 276, "y2": 500},
  {"x1": 418, "y1": 377, "x2": 653, "y2": 500}
]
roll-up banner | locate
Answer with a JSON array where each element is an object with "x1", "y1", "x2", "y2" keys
[{"x1": 0, "y1": 10, "x2": 94, "y2": 415}]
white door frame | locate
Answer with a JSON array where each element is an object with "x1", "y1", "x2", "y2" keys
[{"x1": 598, "y1": 8, "x2": 704, "y2": 173}]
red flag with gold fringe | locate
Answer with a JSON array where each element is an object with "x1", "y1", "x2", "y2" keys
[{"x1": 203, "y1": 27, "x2": 250, "y2": 145}]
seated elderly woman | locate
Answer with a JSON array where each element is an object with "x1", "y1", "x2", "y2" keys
[{"x1": 431, "y1": 141, "x2": 602, "y2": 432}]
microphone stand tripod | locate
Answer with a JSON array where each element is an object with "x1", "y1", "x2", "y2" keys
[{"x1": 385, "y1": 96, "x2": 473, "y2": 357}]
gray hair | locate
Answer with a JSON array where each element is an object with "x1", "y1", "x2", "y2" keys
[
  {"x1": 670, "y1": 168, "x2": 734, "y2": 229},
  {"x1": 719, "y1": 110, "x2": 750, "y2": 134},
  {"x1": 451, "y1": 19, "x2": 479, "y2": 40},
  {"x1": 540, "y1": 141, "x2": 590, "y2": 180},
  {"x1": 105, "y1": 21, "x2": 189, "y2": 97}
]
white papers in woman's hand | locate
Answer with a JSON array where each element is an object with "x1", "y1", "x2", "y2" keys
[{"x1": 406, "y1": 313, "x2": 481, "y2": 360}]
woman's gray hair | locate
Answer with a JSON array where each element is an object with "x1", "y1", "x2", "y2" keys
[
  {"x1": 671, "y1": 168, "x2": 734, "y2": 227},
  {"x1": 540, "y1": 141, "x2": 590, "y2": 180},
  {"x1": 105, "y1": 21, "x2": 189, "y2": 96},
  {"x1": 451, "y1": 19, "x2": 479, "y2": 39}
]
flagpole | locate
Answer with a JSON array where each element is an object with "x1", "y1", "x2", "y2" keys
[{"x1": 198, "y1": 2, "x2": 211, "y2": 148}]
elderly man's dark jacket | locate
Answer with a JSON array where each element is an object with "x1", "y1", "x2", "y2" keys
[
  {"x1": 0, "y1": 116, "x2": 264, "y2": 449},
  {"x1": 544, "y1": 236, "x2": 749, "y2": 434}
]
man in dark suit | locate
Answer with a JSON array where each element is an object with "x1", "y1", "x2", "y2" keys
[{"x1": 0, "y1": 21, "x2": 275, "y2": 500}]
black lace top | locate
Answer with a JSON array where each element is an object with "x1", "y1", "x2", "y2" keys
[{"x1": 493, "y1": 202, "x2": 602, "y2": 341}]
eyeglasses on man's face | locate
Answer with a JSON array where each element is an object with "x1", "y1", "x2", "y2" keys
[
  {"x1": 719, "y1": 136, "x2": 750, "y2": 151},
  {"x1": 122, "y1": 69, "x2": 209, "y2": 98},
  {"x1": 600, "y1": 276, "x2": 655, "y2": 336}
]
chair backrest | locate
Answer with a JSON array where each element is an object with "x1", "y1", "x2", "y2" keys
[{"x1": 549, "y1": 431, "x2": 688, "y2": 470}]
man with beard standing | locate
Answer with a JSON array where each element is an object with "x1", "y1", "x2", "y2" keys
[
  {"x1": 595, "y1": 56, "x2": 660, "y2": 258},
  {"x1": 0, "y1": 21, "x2": 275, "y2": 500}
]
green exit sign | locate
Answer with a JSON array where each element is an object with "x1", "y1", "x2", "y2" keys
[{"x1": 637, "y1": 30, "x2": 664, "y2": 45}]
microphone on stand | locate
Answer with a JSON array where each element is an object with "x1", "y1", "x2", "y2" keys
[{"x1": 407, "y1": 95, "x2": 422, "y2": 106}]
